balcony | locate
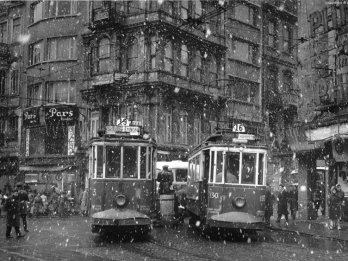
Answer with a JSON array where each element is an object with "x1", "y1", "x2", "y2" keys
[
  {"x1": 264, "y1": 90, "x2": 282, "y2": 110},
  {"x1": 282, "y1": 89, "x2": 298, "y2": 108},
  {"x1": 89, "y1": 6, "x2": 125, "y2": 30},
  {"x1": 0, "y1": 43, "x2": 10, "y2": 68}
]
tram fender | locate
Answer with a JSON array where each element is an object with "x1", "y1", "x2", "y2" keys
[
  {"x1": 210, "y1": 212, "x2": 263, "y2": 224},
  {"x1": 92, "y1": 208, "x2": 150, "y2": 220}
]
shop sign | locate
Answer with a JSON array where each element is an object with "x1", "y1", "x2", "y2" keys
[
  {"x1": 238, "y1": 134, "x2": 255, "y2": 140},
  {"x1": 45, "y1": 106, "x2": 78, "y2": 124},
  {"x1": 23, "y1": 108, "x2": 40, "y2": 127}
]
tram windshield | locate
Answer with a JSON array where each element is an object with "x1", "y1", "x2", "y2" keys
[
  {"x1": 211, "y1": 149, "x2": 266, "y2": 186},
  {"x1": 92, "y1": 144, "x2": 154, "y2": 179}
]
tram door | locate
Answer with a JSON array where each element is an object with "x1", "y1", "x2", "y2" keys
[{"x1": 200, "y1": 149, "x2": 210, "y2": 215}]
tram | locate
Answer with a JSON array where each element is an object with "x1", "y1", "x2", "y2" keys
[
  {"x1": 186, "y1": 127, "x2": 267, "y2": 236},
  {"x1": 89, "y1": 123, "x2": 157, "y2": 236}
]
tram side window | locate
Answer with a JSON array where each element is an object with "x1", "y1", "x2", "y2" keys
[
  {"x1": 215, "y1": 151, "x2": 223, "y2": 183},
  {"x1": 241, "y1": 153, "x2": 256, "y2": 184},
  {"x1": 96, "y1": 146, "x2": 103, "y2": 178},
  {"x1": 189, "y1": 160, "x2": 194, "y2": 182},
  {"x1": 105, "y1": 146, "x2": 121, "y2": 178},
  {"x1": 258, "y1": 153, "x2": 265, "y2": 185},
  {"x1": 195, "y1": 156, "x2": 200, "y2": 181},
  {"x1": 209, "y1": 151, "x2": 215, "y2": 183},
  {"x1": 140, "y1": 147, "x2": 147, "y2": 179},
  {"x1": 225, "y1": 152, "x2": 239, "y2": 183},
  {"x1": 123, "y1": 146, "x2": 138, "y2": 179}
]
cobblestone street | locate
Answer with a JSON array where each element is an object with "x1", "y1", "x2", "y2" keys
[{"x1": 1, "y1": 216, "x2": 348, "y2": 261}]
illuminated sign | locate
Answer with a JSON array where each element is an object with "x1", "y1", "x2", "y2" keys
[
  {"x1": 23, "y1": 108, "x2": 40, "y2": 127},
  {"x1": 45, "y1": 106, "x2": 78, "y2": 124},
  {"x1": 105, "y1": 125, "x2": 140, "y2": 136}
]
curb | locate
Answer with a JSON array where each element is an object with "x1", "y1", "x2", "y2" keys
[{"x1": 269, "y1": 224, "x2": 348, "y2": 242}]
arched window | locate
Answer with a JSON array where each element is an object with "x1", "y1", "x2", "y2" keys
[
  {"x1": 127, "y1": 37, "x2": 138, "y2": 71},
  {"x1": 193, "y1": 50, "x2": 202, "y2": 82},
  {"x1": 208, "y1": 56, "x2": 218, "y2": 85},
  {"x1": 180, "y1": 44, "x2": 188, "y2": 77}
]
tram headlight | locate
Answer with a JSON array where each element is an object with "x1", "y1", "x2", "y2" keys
[
  {"x1": 233, "y1": 196, "x2": 246, "y2": 208},
  {"x1": 114, "y1": 194, "x2": 128, "y2": 208}
]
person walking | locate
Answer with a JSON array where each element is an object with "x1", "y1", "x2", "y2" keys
[
  {"x1": 328, "y1": 186, "x2": 341, "y2": 229},
  {"x1": 335, "y1": 184, "x2": 345, "y2": 230},
  {"x1": 276, "y1": 184, "x2": 289, "y2": 226},
  {"x1": 288, "y1": 185, "x2": 298, "y2": 221},
  {"x1": 4, "y1": 191, "x2": 24, "y2": 239},
  {"x1": 79, "y1": 188, "x2": 88, "y2": 216},
  {"x1": 17, "y1": 183, "x2": 29, "y2": 232},
  {"x1": 264, "y1": 184, "x2": 275, "y2": 227}
]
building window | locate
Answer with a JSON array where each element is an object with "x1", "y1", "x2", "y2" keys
[
  {"x1": 8, "y1": 116, "x2": 18, "y2": 141},
  {"x1": 208, "y1": 56, "x2": 218, "y2": 85},
  {"x1": 228, "y1": 77, "x2": 260, "y2": 105},
  {"x1": 164, "y1": 113, "x2": 172, "y2": 143},
  {"x1": 47, "y1": 37, "x2": 77, "y2": 60},
  {"x1": 283, "y1": 25, "x2": 291, "y2": 53},
  {"x1": 11, "y1": 17, "x2": 21, "y2": 43},
  {"x1": 268, "y1": 67, "x2": 278, "y2": 94},
  {"x1": 90, "y1": 111, "x2": 99, "y2": 138},
  {"x1": 127, "y1": 1, "x2": 139, "y2": 14},
  {"x1": 92, "y1": 38, "x2": 111, "y2": 74},
  {"x1": 193, "y1": 50, "x2": 202, "y2": 82},
  {"x1": 179, "y1": 113, "x2": 188, "y2": 145},
  {"x1": 45, "y1": 124, "x2": 68, "y2": 155},
  {"x1": 268, "y1": 20, "x2": 277, "y2": 48},
  {"x1": 163, "y1": 0, "x2": 175, "y2": 16},
  {"x1": 31, "y1": 0, "x2": 78, "y2": 23},
  {"x1": 46, "y1": 81, "x2": 76, "y2": 104},
  {"x1": 194, "y1": 0, "x2": 202, "y2": 18},
  {"x1": 181, "y1": 1, "x2": 189, "y2": 20},
  {"x1": 127, "y1": 37, "x2": 138, "y2": 71},
  {"x1": 10, "y1": 69, "x2": 19, "y2": 95},
  {"x1": 150, "y1": 36, "x2": 157, "y2": 69},
  {"x1": 164, "y1": 41, "x2": 173, "y2": 72},
  {"x1": 194, "y1": 118, "x2": 201, "y2": 145},
  {"x1": 180, "y1": 44, "x2": 189, "y2": 77},
  {"x1": 29, "y1": 40, "x2": 44, "y2": 65},
  {"x1": 232, "y1": 40, "x2": 258, "y2": 64},
  {"x1": 0, "y1": 22, "x2": 7, "y2": 43},
  {"x1": 27, "y1": 83, "x2": 42, "y2": 107},
  {"x1": 234, "y1": 5, "x2": 256, "y2": 26},
  {"x1": 0, "y1": 70, "x2": 6, "y2": 96}
]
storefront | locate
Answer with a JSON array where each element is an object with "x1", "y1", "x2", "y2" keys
[{"x1": 20, "y1": 105, "x2": 80, "y2": 197}]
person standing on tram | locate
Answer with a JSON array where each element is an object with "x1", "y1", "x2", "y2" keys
[{"x1": 157, "y1": 165, "x2": 173, "y2": 195}]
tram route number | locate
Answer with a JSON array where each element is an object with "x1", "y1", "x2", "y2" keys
[
  {"x1": 232, "y1": 124, "x2": 246, "y2": 133},
  {"x1": 210, "y1": 192, "x2": 219, "y2": 199}
]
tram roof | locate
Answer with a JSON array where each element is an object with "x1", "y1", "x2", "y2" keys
[
  {"x1": 189, "y1": 131, "x2": 267, "y2": 155},
  {"x1": 89, "y1": 134, "x2": 157, "y2": 146}
]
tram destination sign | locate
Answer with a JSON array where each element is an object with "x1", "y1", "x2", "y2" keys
[{"x1": 105, "y1": 125, "x2": 140, "y2": 136}]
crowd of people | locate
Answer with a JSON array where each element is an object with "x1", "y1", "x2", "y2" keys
[{"x1": 0, "y1": 183, "x2": 89, "y2": 239}]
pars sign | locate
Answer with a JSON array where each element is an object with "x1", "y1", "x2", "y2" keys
[{"x1": 45, "y1": 106, "x2": 78, "y2": 123}]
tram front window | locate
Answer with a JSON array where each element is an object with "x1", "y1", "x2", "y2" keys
[
  {"x1": 241, "y1": 153, "x2": 256, "y2": 184},
  {"x1": 225, "y1": 152, "x2": 239, "y2": 183},
  {"x1": 258, "y1": 153, "x2": 265, "y2": 185},
  {"x1": 123, "y1": 146, "x2": 138, "y2": 178},
  {"x1": 106, "y1": 147, "x2": 121, "y2": 178},
  {"x1": 215, "y1": 151, "x2": 224, "y2": 183}
]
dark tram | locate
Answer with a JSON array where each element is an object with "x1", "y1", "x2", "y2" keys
[
  {"x1": 89, "y1": 123, "x2": 157, "y2": 236},
  {"x1": 186, "y1": 126, "x2": 267, "y2": 237}
]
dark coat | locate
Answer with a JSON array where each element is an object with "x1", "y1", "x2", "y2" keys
[
  {"x1": 277, "y1": 190, "x2": 288, "y2": 215},
  {"x1": 4, "y1": 196, "x2": 20, "y2": 227},
  {"x1": 265, "y1": 190, "x2": 275, "y2": 212},
  {"x1": 157, "y1": 170, "x2": 173, "y2": 195},
  {"x1": 288, "y1": 190, "x2": 298, "y2": 211},
  {"x1": 18, "y1": 190, "x2": 29, "y2": 215},
  {"x1": 329, "y1": 192, "x2": 341, "y2": 220}
]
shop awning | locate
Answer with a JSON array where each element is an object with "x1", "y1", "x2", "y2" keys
[
  {"x1": 19, "y1": 165, "x2": 75, "y2": 173},
  {"x1": 286, "y1": 126, "x2": 325, "y2": 152}
]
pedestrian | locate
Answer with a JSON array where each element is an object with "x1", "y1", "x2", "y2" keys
[
  {"x1": 40, "y1": 192, "x2": 48, "y2": 215},
  {"x1": 288, "y1": 185, "x2": 298, "y2": 221},
  {"x1": 276, "y1": 184, "x2": 289, "y2": 225},
  {"x1": 264, "y1": 184, "x2": 275, "y2": 227},
  {"x1": 335, "y1": 184, "x2": 345, "y2": 230},
  {"x1": 328, "y1": 186, "x2": 340, "y2": 229},
  {"x1": 33, "y1": 192, "x2": 43, "y2": 217},
  {"x1": 79, "y1": 188, "x2": 88, "y2": 216},
  {"x1": 17, "y1": 183, "x2": 29, "y2": 232},
  {"x1": 4, "y1": 191, "x2": 24, "y2": 239},
  {"x1": 0, "y1": 189, "x2": 3, "y2": 217},
  {"x1": 58, "y1": 192, "x2": 68, "y2": 217},
  {"x1": 157, "y1": 165, "x2": 173, "y2": 195}
]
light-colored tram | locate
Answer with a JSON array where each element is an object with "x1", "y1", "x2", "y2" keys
[
  {"x1": 186, "y1": 130, "x2": 267, "y2": 236},
  {"x1": 89, "y1": 129, "x2": 157, "y2": 236}
]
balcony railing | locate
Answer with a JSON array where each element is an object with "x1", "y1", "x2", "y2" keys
[
  {"x1": 282, "y1": 89, "x2": 298, "y2": 108},
  {"x1": 90, "y1": 7, "x2": 125, "y2": 29}
]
